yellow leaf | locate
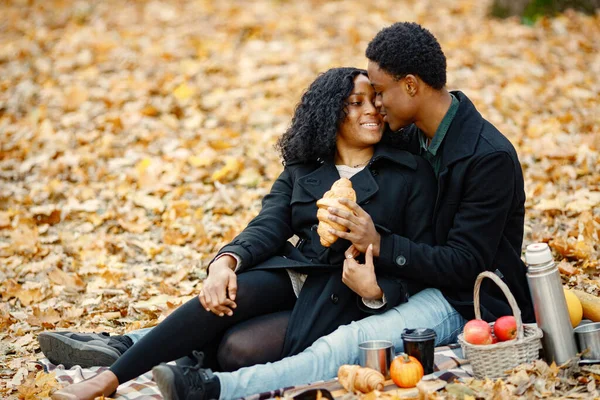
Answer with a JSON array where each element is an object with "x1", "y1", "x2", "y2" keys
[
  {"x1": 118, "y1": 217, "x2": 152, "y2": 233},
  {"x1": 211, "y1": 157, "x2": 243, "y2": 183},
  {"x1": 209, "y1": 139, "x2": 234, "y2": 150},
  {"x1": 27, "y1": 306, "x2": 61, "y2": 327},
  {"x1": 141, "y1": 104, "x2": 160, "y2": 117},
  {"x1": 65, "y1": 86, "x2": 89, "y2": 111},
  {"x1": 62, "y1": 307, "x2": 85, "y2": 320},
  {"x1": 0, "y1": 211, "x2": 11, "y2": 228},
  {"x1": 48, "y1": 267, "x2": 86, "y2": 292},
  {"x1": 99, "y1": 311, "x2": 122, "y2": 320},
  {"x1": 18, "y1": 288, "x2": 44, "y2": 307},
  {"x1": 173, "y1": 83, "x2": 195, "y2": 101},
  {"x1": 136, "y1": 158, "x2": 152, "y2": 174},
  {"x1": 0, "y1": 302, "x2": 14, "y2": 331},
  {"x1": 133, "y1": 193, "x2": 165, "y2": 212},
  {"x1": 11, "y1": 225, "x2": 38, "y2": 254},
  {"x1": 34, "y1": 370, "x2": 58, "y2": 389},
  {"x1": 1, "y1": 279, "x2": 21, "y2": 301},
  {"x1": 188, "y1": 155, "x2": 211, "y2": 167},
  {"x1": 163, "y1": 228, "x2": 191, "y2": 245}
]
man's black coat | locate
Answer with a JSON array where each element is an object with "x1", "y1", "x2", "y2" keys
[
  {"x1": 216, "y1": 145, "x2": 437, "y2": 356},
  {"x1": 378, "y1": 91, "x2": 535, "y2": 323}
]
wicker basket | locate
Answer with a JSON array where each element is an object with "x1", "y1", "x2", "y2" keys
[{"x1": 457, "y1": 271, "x2": 543, "y2": 379}]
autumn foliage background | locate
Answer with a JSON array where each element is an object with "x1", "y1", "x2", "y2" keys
[{"x1": 0, "y1": 0, "x2": 599, "y2": 398}]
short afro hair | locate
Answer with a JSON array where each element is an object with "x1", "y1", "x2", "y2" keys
[{"x1": 366, "y1": 22, "x2": 447, "y2": 90}]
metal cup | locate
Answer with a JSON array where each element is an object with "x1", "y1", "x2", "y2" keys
[
  {"x1": 358, "y1": 340, "x2": 394, "y2": 378},
  {"x1": 574, "y1": 322, "x2": 600, "y2": 360}
]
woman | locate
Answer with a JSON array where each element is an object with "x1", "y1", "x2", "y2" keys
[{"x1": 51, "y1": 67, "x2": 436, "y2": 399}]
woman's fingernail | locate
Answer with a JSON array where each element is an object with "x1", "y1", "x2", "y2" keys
[
  {"x1": 219, "y1": 313, "x2": 224, "y2": 317},
  {"x1": 206, "y1": 308, "x2": 210, "y2": 312},
  {"x1": 227, "y1": 312, "x2": 233, "y2": 316}
]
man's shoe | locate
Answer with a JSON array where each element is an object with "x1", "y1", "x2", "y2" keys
[
  {"x1": 38, "y1": 331, "x2": 133, "y2": 369},
  {"x1": 153, "y1": 351, "x2": 220, "y2": 400}
]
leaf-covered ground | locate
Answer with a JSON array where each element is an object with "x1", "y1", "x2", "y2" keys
[{"x1": 0, "y1": 0, "x2": 599, "y2": 398}]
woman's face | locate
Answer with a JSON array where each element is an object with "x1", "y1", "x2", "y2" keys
[{"x1": 336, "y1": 74, "x2": 384, "y2": 150}]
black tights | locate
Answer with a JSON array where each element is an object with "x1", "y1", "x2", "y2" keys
[
  {"x1": 217, "y1": 310, "x2": 291, "y2": 372},
  {"x1": 110, "y1": 269, "x2": 296, "y2": 383}
]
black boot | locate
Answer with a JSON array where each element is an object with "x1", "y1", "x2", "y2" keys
[{"x1": 153, "y1": 351, "x2": 220, "y2": 400}]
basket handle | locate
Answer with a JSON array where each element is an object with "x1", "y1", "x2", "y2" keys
[{"x1": 473, "y1": 271, "x2": 524, "y2": 340}]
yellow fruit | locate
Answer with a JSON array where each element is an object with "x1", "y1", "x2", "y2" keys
[
  {"x1": 564, "y1": 289, "x2": 583, "y2": 328},
  {"x1": 572, "y1": 289, "x2": 600, "y2": 322}
]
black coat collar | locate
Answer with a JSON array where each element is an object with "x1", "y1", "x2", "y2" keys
[
  {"x1": 401, "y1": 91, "x2": 482, "y2": 169},
  {"x1": 370, "y1": 143, "x2": 418, "y2": 170},
  {"x1": 296, "y1": 144, "x2": 416, "y2": 204},
  {"x1": 442, "y1": 91, "x2": 482, "y2": 167}
]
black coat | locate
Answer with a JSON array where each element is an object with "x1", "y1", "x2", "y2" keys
[
  {"x1": 215, "y1": 144, "x2": 437, "y2": 355},
  {"x1": 377, "y1": 91, "x2": 535, "y2": 323}
]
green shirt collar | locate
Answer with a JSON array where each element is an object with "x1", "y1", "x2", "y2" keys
[{"x1": 419, "y1": 93, "x2": 459, "y2": 156}]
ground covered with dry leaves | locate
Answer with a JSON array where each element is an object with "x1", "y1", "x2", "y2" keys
[{"x1": 0, "y1": 0, "x2": 599, "y2": 398}]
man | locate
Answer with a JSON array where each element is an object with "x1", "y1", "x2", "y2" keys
[{"x1": 149, "y1": 22, "x2": 535, "y2": 400}]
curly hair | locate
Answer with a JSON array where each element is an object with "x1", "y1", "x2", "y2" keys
[
  {"x1": 276, "y1": 67, "x2": 366, "y2": 164},
  {"x1": 365, "y1": 22, "x2": 447, "y2": 90}
]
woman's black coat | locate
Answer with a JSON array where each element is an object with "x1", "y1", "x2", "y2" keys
[{"x1": 215, "y1": 144, "x2": 437, "y2": 356}]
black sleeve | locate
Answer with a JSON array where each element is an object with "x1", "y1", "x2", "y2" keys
[
  {"x1": 363, "y1": 158, "x2": 436, "y2": 312},
  {"x1": 401, "y1": 157, "x2": 436, "y2": 245},
  {"x1": 214, "y1": 168, "x2": 295, "y2": 270},
  {"x1": 377, "y1": 152, "x2": 516, "y2": 289},
  {"x1": 357, "y1": 275, "x2": 407, "y2": 314},
  {"x1": 376, "y1": 157, "x2": 436, "y2": 262}
]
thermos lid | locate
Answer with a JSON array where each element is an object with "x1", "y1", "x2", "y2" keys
[
  {"x1": 401, "y1": 328, "x2": 436, "y2": 342},
  {"x1": 525, "y1": 243, "x2": 553, "y2": 265}
]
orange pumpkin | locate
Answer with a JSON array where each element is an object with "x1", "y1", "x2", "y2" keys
[{"x1": 390, "y1": 354, "x2": 424, "y2": 388}]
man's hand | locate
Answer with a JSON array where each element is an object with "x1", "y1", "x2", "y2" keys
[
  {"x1": 198, "y1": 255, "x2": 238, "y2": 317},
  {"x1": 342, "y1": 244, "x2": 383, "y2": 300},
  {"x1": 327, "y1": 198, "x2": 381, "y2": 256}
]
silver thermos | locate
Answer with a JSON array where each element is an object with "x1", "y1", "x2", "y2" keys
[{"x1": 525, "y1": 243, "x2": 577, "y2": 364}]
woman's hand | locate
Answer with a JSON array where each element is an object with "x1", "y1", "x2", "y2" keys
[
  {"x1": 327, "y1": 198, "x2": 381, "y2": 256},
  {"x1": 199, "y1": 256, "x2": 238, "y2": 317},
  {"x1": 342, "y1": 244, "x2": 383, "y2": 300}
]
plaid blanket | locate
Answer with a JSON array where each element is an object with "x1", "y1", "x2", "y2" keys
[{"x1": 40, "y1": 344, "x2": 472, "y2": 399}]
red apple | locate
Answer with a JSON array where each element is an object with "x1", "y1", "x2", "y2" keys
[
  {"x1": 493, "y1": 316, "x2": 517, "y2": 341},
  {"x1": 463, "y1": 319, "x2": 493, "y2": 345}
]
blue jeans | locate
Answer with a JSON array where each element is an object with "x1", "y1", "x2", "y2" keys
[
  {"x1": 216, "y1": 288, "x2": 466, "y2": 400},
  {"x1": 124, "y1": 328, "x2": 152, "y2": 343}
]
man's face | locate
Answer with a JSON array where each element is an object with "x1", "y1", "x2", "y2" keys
[{"x1": 367, "y1": 61, "x2": 415, "y2": 132}]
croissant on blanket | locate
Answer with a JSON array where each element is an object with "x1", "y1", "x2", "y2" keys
[
  {"x1": 338, "y1": 365, "x2": 385, "y2": 394},
  {"x1": 316, "y1": 178, "x2": 357, "y2": 247}
]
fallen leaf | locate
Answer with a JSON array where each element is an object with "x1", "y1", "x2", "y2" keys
[
  {"x1": 48, "y1": 267, "x2": 86, "y2": 292},
  {"x1": 173, "y1": 83, "x2": 195, "y2": 101},
  {"x1": 27, "y1": 307, "x2": 61, "y2": 327}
]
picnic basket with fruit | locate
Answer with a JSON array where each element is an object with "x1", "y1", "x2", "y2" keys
[{"x1": 457, "y1": 271, "x2": 543, "y2": 379}]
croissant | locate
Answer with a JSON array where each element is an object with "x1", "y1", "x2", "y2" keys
[
  {"x1": 316, "y1": 178, "x2": 357, "y2": 247},
  {"x1": 338, "y1": 364, "x2": 385, "y2": 394}
]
